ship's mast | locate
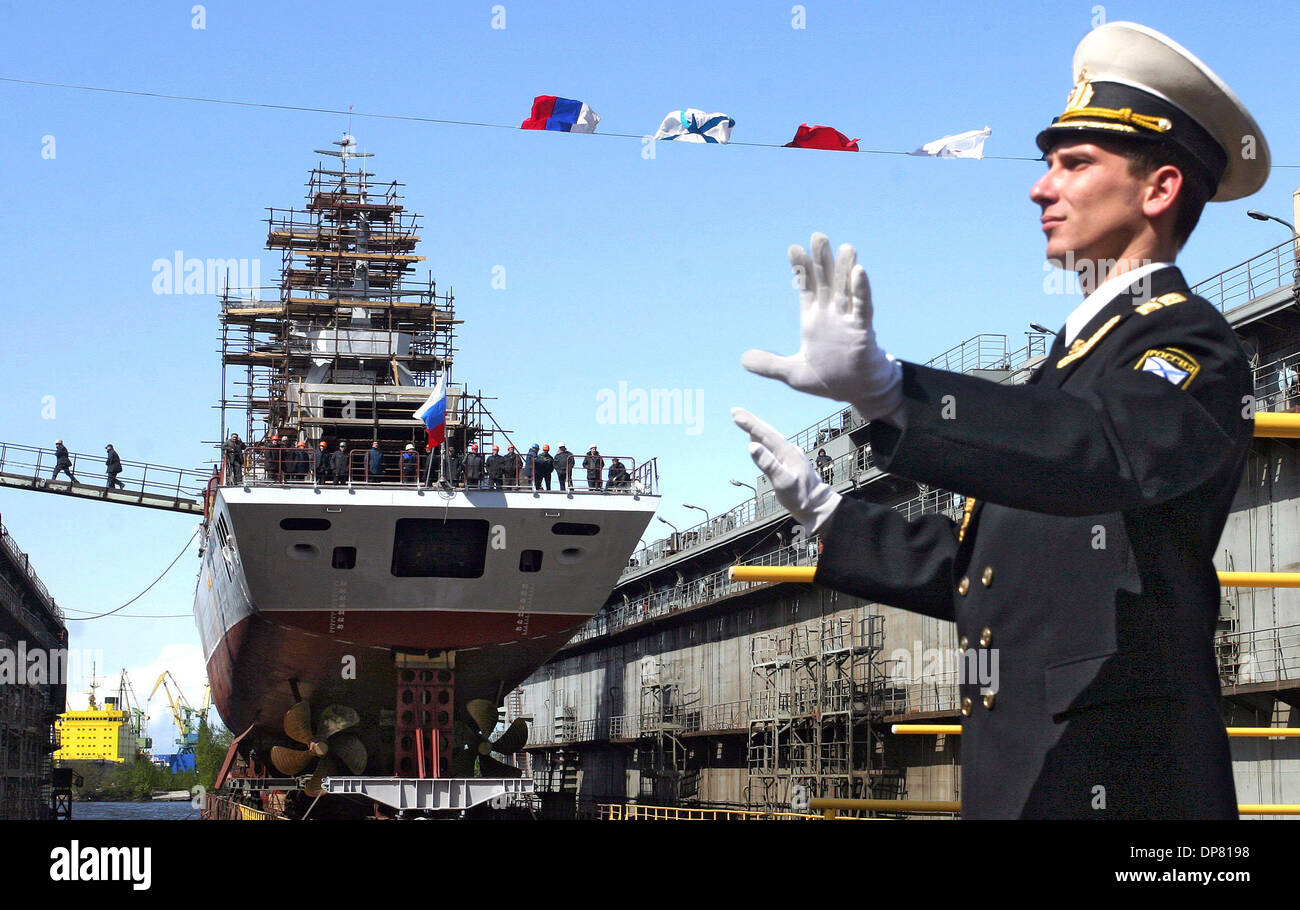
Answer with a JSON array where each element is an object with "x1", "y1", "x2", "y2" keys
[
  {"x1": 218, "y1": 136, "x2": 488, "y2": 454},
  {"x1": 86, "y1": 661, "x2": 99, "y2": 710}
]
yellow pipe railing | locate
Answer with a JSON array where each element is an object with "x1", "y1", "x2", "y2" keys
[
  {"x1": 1220, "y1": 571, "x2": 1300, "y2": 588},
  {"x1": 597, "y1": 803, "x2": 844, "y2": 821},
  {"x1": 729, "y1": 565, "x2": 816, "y2": 583},
  {"x1": 1254, "y1": 412, "x2": 1300, "y2": 438},
  {"x1": 730, "y1": 565, "x2": 1300, "y2": 588},
  {"x1": 596, "y1": 798, "x2": 1300, "y2": 818},
  {"x1": 890, "y1": 724, "x2": 1300, "y2": 738},
  {"x1": 811, "y1": 798, "x2": 959, "y2": 816},
  {"x1": 1238, "y1": 804, "x2": 1300, "y2": 815},
  {"x1": 811, "y1": 798, "x2": 1300, "y2": 816}
]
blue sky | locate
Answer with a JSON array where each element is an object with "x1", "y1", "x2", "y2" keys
[{"x1": 2, "y1": 0, "x2": 1297, "y2": 746}]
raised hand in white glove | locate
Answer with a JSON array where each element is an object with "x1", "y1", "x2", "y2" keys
[
  {"x1": 731, "y1": 406, "x2": 841, "y2": 534},
  {"x1": 741, "y1": 232, "x2": 902, "y2": 421}
]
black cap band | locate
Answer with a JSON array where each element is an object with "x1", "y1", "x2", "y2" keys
[{"x1": 1036, "y1": 81, "x2": 1226, "y2": 191}]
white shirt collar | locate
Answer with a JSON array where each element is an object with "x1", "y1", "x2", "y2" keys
[{"x1": 1063, "y1": 261, "x2": 1173, "y2": 345}]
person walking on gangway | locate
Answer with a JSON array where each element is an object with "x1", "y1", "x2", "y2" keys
[
  {"x1": 104, "y1": 444, "x2": 125, "y2": 490},
  {"x1": 51, "y1": 440, "x2": 78, "y2": 485}
]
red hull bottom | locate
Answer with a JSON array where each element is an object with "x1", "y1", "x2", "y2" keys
[{"x1": 206, "y1": 609, "x2": 587, "y2": 774}]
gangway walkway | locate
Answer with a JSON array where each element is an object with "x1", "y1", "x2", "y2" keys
[{"x1": 0, "y1": 442, "x2": 208, "y2": 515}]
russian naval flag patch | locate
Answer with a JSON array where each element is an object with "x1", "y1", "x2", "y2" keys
[{"x1": 1135, "y1": 347, "x2": 1200, "y2": 388}]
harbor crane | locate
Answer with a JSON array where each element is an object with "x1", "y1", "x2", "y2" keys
[
  {"x1": 147, "y1": 672, "x2": 210, "y2": 752},
  {"x1": 116, "y1": 668, "x2": 151, "y2": 756}
]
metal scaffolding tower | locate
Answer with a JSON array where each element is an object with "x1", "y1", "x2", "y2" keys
[{"x1": 745, "y1": 609, "x2": 894, "y2": 811}]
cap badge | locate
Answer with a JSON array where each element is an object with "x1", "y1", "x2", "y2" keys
[{"x1": 1064, "y1": 72, "x2": 1095, "y2": 112}]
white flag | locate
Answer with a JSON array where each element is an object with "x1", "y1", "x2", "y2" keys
[
  {"x1": 653, "y1": 109, "x2": 735, "y2": 144},
  {"x1": 910, "y1": 126, "x2": 992, "y2": 159}
]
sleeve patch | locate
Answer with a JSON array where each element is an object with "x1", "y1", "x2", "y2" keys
[
  {"x1": 1134, "y1": 347, "x2": 1200, "y2": 388},
  {"x1": 1134, "y1": 292, "x2": 1187, "y2": 316}
]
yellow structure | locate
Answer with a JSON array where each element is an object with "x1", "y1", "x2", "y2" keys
[{"x1": 54, "y1": 698, "x2": 138, "y2": 763}]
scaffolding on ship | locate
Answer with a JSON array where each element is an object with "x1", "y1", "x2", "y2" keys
[{"x1": 216, "y1": 134, "x2": 504, "y2": 459}]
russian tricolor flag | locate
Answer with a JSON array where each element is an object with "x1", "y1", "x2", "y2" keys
[
  {"x1": 413, "y1": 375, "x2": 447, "y2": 449},
  {"x1": 521, "y1": 96, "x2": 600, "y2": 133}
]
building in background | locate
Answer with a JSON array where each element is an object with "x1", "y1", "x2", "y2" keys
[{"x1": 0, "y1": 517, "x2": 68, "y2": 819}]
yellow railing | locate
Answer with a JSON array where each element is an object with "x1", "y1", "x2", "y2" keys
[
  {"x1": 880, "y1": 726, "x2": 1300, "y2": 816},
  {"x1": 812, "y1": 798, "x2": 960, "y2": 817},
  {"x1": 890, "y1": 724, "x2": 1300, "y2": 738},
  {"x1": 202, "y1": 792, "x2": 278, "y2": 820},
  {"x1": 597, "y1": 803, "x2": 854, "y2": 821},
  {"x1": 1253, "y1": 412, "x2": 1300, "y2": 438},
  {"x1": 598, "y1": 797, "x2": 1300, "y2": 819},
  {"x1": 812, "y1": 798, "x2": 1300, "y2": 817},
  {"x1": 731, "y1": 565, "x2": 1300, "y2": 587}
]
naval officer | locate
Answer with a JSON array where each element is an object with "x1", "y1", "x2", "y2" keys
[{"x1": 733, "y1": 22, "x2": 1270, "y2": 818}]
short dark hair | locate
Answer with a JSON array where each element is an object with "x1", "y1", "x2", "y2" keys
[{"x1": 1107, "y1": 139, "x2": 1211, "y2": 248}]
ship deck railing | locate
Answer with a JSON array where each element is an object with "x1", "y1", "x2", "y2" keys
[
  {"x1": 228, "y1": 447, "x2": 659, "y2": 496},
  {"x1": 627, "y1": 441, "x2": 884, "y2": 574},
  {"x1": 578, "y1": 532, "x2": 827, "y2": 646},
  {"x1": 524, "y1": 699, "x2": 752, "y2": 746},
  {"x1": 1216, "y1": 623, "x2": 1300, "y2": 691},
  {"x1": 1192, "y1": 237, "x2": 1298, "y2": 314},
  {"x1": 590, "y1": 489, "x2": 966, "y2": 646}
]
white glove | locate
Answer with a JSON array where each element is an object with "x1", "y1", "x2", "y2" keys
[
  {"x1": 741, "y1": 232, "x2": 902, "y2": 420},
  {"x1": 732, "y1": 406, "x2": 841, "y2": 533}
]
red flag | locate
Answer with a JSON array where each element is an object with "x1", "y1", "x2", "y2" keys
[{"x1": 784, "y1": 124, "x2": 859, "y2": 152}]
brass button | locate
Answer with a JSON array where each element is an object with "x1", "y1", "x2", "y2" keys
[
  {"x1": 958, "y1": 576, "x2": 970, "y2": 596},
  {"x1": 982, "y1": 692, "x2": 996, "y2": 710},
  {"x1": 960, "y1": 697, "x2": 972, "y2": 716},
  {"x1": 959, "y1": 636, "x2": 969, "y2": 651},
  {"x1": 979, "y1": 627, "x2": 992, "y2": 648},
  {"x1": 981, "y1": 566, "x2": 994, "y2": 587}
]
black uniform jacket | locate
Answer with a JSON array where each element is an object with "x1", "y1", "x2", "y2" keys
[{"x1": 816, "y1": 267, "x2": 1250, "y2": 819}]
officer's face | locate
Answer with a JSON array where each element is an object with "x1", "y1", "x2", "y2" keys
[{"x1": 1030, "y1": 140, "x2": 1149, "y2": 270}]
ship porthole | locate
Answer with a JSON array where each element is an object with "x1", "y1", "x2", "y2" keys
[
  {"x1": 556, "y1": 547, "x2": 584, "y2": 565},
  {"x1": 287, "y1": 543, "x2": 319, "y2": 560}
]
